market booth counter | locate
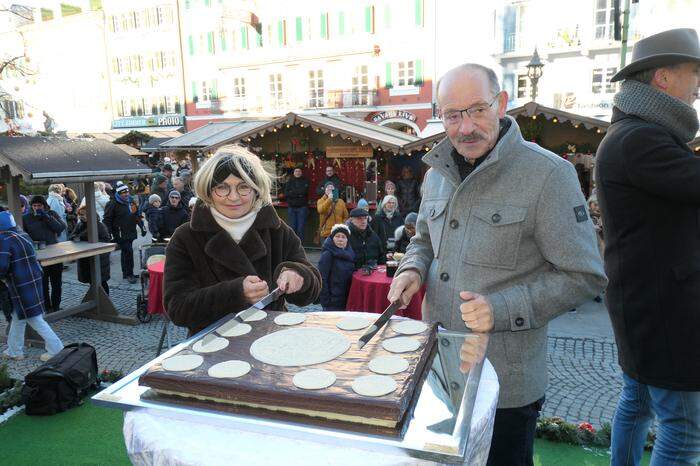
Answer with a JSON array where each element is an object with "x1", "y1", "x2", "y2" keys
[{"x1": 0, "y1": 135, "x2": 152, "y2": 343}]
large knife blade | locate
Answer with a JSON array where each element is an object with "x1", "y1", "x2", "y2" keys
[{"x1": 357, "y1": 300, "x2": 402, "y2": 349}]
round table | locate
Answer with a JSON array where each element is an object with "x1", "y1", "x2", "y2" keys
[
  {"x1": 123, "y1": 359, "x2": 499, "y2": 466},
  {"x1": 345, "y1": 266, "x2": 424, "y2": 319},
  {"x1": 146, "y1": 260, "x2": 165, "y2": 315}
]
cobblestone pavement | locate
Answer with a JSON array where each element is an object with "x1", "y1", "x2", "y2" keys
[{"x1": 0, "y1": 246, "x2": 623, "y2": 428}]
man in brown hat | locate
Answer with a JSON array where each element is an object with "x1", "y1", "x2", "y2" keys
[{"x1": 596, "y1": 28, "x2": 700, "y2": 466}]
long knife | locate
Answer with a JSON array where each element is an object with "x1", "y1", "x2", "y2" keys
[
  {"x1": 357, "y1": 300, "x2": 402, "y2": 349},
  {"x1": 203, "y1": 287, "x2": 285, "y2": 344}
]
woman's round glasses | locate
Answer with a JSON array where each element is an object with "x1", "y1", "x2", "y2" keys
[{"x1": 212, "y1": 182, "x2": 253, "y2": 198}]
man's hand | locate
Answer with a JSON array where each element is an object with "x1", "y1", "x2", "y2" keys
[
  {"x1": 459, "y1": 333, "x2": 489, "y2": 373},
  {"x1": 459, "y1": 291, "x2": 494, "y2": 333},
  {"x1": 277, "y1": 269, "x2": 304, "y2": 294},
  {"x1": 242, "y1": 275, "x2": 269, "y2": 304},
  {"x1": 387, "y1": 270, "x2": 421, "y2": 308}
]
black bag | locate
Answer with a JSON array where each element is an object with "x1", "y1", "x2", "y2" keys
[{"x1": 21, "y1": 343, "x2": 99, "y2": 416}]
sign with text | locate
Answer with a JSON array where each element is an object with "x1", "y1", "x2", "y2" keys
[
  {"x1": 371, "y1": 110, "x2": 417, "y2": 123},
  {"x1": 326, "y1": 145, "x2": 373, "y2": 158},
  {"x1": 112, "y1": 114, "x2": 184, "y2": 129}
]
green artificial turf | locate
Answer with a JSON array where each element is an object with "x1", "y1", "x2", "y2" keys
[{"x1": 0, "y1": 401, "x2": 653, "y2": 465}]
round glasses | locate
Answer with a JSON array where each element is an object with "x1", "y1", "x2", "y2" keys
[
  {"x1": 212, "y1": 182, "x2": 253, "y2": 198},
  {"x1": 440, "y1": 93, "x2": 501, "y2": 127}
]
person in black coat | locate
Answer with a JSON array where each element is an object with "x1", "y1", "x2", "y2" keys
[
  {"x1": 395, "y1": 166, "x2": 421, "y2": 214},
  {"x1": 103, "y1": 183, "x2": 142, "y2": 283},
  {"x1": 22, "y1": 195, "x2": 66, "y2": 312},
  {"x1": 346, "y1": 208, "x2": 385, "y2": 270},
  {"x1": 373, "y1": 195, "x2": 403, "y2": 249},
  {"x1": 317, "y1": 224, "x2": 355, "y2": 311},
  {"x1": 173, "y1": 177, "x2": 194, "y2": 208},
  {"x1": 315, "y1": 165, "x2": 343, "y2": 197},
  {"x1": 157, "y1": 190, "x2": 189, "y2": 240},
  {"x1": 394, "y1": 212, "x2": 417, "y2": 253},
  {"x1": 284, "y1": 167, "x2": 310, "y2": 242},
  {"x1": 143, "y1": 194, "x2": 162, "y2": 240},
  {"x1": 69, "y1": 206, "x2": 111, "y2": 294},
  {"x1": 594, "y1": 28, "x2": 700, "y2": 465}
]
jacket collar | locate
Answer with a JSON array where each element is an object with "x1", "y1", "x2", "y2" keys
[{"x1": 422, "y1": 115, "x2": 523, "y2": 187}]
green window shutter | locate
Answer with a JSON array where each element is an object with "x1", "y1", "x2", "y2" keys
[
  {"x1": 338, "y1": 12, "x2": 345, "y2": 35},
  {"x1": 320, "y1": 13, "x2": 327, "y2": 39},
  {"x1": 256, "y1": 30, "x2": 263, "y2": 47},
  {"x1": 415, "y1": 59, "x2": 423, "y2": 85},
  {"x1": 220, "y1": 31, "x2": 227, "y2": 51},
  {"x1": 204, "y1": 0, "x2": 211, "y2": 6},
  {"x1": 188, "y1": 35, "x2": 194, "y2": 55},
  {"x1": 191, "y1": 81, "x2": 197, "y2": 100},
  {"x1": 364, "y1": 6, "x2": 373, "y2": 33},
  {"x1": 241, "y1": 26, "x2": 248, "y2": 49},
  {"x1": 295, "y1": 17, "x2": 302, "y2": 42},
  {"x1": 278, "y1": 20, "x2": 284, "y2": 46},
  {"x1": 385, "y1": 62, "x2": 392, "y2": 88},
  {"x1": 384, "y1": 5, "x2": 391, "y2": 29},
  {"x1": 207, "y1": 32, "x2": 214, "y2": 54},
  {"x1": 184, "y1": 0, "x2": 190, "y2": 8},
  {"x1": 415, "y1": 0, "x2": 423, "y2": 26},
  {"x1": 211, "y1": 80, "x2": 218, "y2": 99}
]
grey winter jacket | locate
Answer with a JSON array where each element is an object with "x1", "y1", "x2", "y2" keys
[{"x1": 396, "y1": 116, "x2": 607, "y2": 408}]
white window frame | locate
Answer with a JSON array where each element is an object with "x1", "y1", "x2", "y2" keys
[
  {"x1": 352, "y1": 65, "x2": 370, "y2": 105},
  {"x1": 308, "y1": 69, "x2": 324, "y2": 108},
  {"x1": 594, "y1": 0, "x2": 615, "y2": 40},
  {"x1": 269, "y1": 73, "x2": 284, "y2": 109},
  {"x1": 517, "y1": 74, "x2": 528, "y2": 99}
]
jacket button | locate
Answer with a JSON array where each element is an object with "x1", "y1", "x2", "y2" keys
[
  {"x1": 515, "y1": 317, "x2": 524, "y2": 327},
  {"x1": 440, "y1": 272, "x2": 449, "y2": 281},
  {"x1": 491, "y1": 213, "x2": 501, "y2": 223},
  {"x1": 449, "y1": 219, "x2": 459, "y2": 229}
]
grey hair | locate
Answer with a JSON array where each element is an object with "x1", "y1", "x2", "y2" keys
[
  {"x1": 626, "y1": 64, "x2": 680, "y2": 85},
  {"x1": 436, "y1": 63, "x2": 501, "y2": 103}
]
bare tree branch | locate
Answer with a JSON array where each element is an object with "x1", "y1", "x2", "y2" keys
[{"x1": 0, "y1": 7, "x2": 34, "y2": 22}]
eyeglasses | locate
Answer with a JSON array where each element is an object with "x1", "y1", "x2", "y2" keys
[
  {"x1": 440, "y1": 93, "x2": 501, "y2": 127},
  {"x1": 212, "y1": 182, "x2": 253, "y2": 198}
]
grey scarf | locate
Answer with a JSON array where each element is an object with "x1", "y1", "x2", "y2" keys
[{"x1": 614, "y1": 80, "x2": 699, "y2": 142}]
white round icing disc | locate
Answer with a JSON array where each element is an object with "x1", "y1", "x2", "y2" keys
[
  {"x1": 207, "y1": 360, "x2": 251, "y2": 379},
  {"x1": 217, "y1": 321, "x2": 252, "y2": 337},
  {"x1": 368, "y1": 355, "x2": 409, "y2": 375},
  {"x1": 237, "y1": 310, "x2": 267, "y2": 322},
  {"x1": 336, "y1": 316, "x2": 371, "y2": 331},
  {"x1": 382, "y1": 336, "x2": 421, "y2": 353},
  {"x1": 274, "y1": 313, "x2": 306, "y2": 326},
  {"x1": 192, "y1": 336, "x2": 229, "y2": 353},
  {"x1": 250, "y1": 327, "x2": 350, "y2": 366},
  {"x1": 162, "y1": 354, "x2": 203, "y2": 372},
  {"x1": 392, "y1": 320, "x2": 428, "y2": 335},
  {"x1": 292, "y1": 368, "x2": 337, "y2": 390},
  {"x1": 351, "y1": 375, "x2": 397, "y2": 397}
]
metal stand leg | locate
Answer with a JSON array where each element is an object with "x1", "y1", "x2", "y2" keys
[{"x1": 156, "y1": 314, "x2": 170, "y2": 357}]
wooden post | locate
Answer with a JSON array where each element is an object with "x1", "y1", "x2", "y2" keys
[{"x1": 6, "y1": 174, "x2": 23, "y2": 229}]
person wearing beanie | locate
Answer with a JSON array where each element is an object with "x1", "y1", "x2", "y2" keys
[
  {"x1": 346, "y1": 207, "x2": 385, "y2": 270},
  {"x1": 316, "y1": 181, "x2": 348, "y2": 242},
  {"x1": 150, "y1": 173, "x2": 169, "y2": 206},
  {"x1": 143, "y1": 194, "x2": 162, "y2": 240},
  {"x1": 0, "y1": 211, "x2": 63, "y2": 361},
  {"x1": 394, "y1": 212, "x2": 418, "y2": 253},
  {"x1": 157, "y1": 190, "x2": 189, "y2": 240},
  {"x1": 317, "y1": 224, "x2": 355, "y2": 311},
  {"x1": 357, "y1": 198, "x2": 370, "y2": 211},
  {"x1": 23, "y1": 195, "x2": 66, "y2": 312},
  {"x1": 69, "y1": 206, "x2": 112, "y2": 295},
  {"x1": 162, "y1": 164, "x2": 175, "y2": 192},
  {"x1": 172, "y1": 176, "x2": 194, "y2": 208},
  {"x1": 103, "y1": 182, "x2": 142, "y2": 284},
  {"x1": 373, "y1": 194, "x2": 404, "y2": 249}
]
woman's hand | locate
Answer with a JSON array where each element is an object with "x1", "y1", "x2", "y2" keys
[
  {"x1": 242, "y1": 275, "x2": 269, "y2": 304},
  {"x1": 277, "y1": 269, "x2": 304, "y2": 294}
]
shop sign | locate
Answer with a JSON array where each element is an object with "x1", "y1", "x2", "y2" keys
[
  {"x1": 371, "y1": 110, "x2": 417, "y2": 123},
  {"x1": 326, "y1": 145, "x2": 374, "y2": 158},
  {"x1": 112, "y1": 114, "x2": 184, "y2": 129}
]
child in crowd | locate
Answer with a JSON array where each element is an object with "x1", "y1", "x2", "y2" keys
[
  {"x1": 143, "y1": 194, "x2": 162, "y2": 241},
  {"x1": 318, "y1": 224, "x2": 355, "y2": 311}
]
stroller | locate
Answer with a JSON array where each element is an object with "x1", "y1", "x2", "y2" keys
[{"x1": 135, "y1": 242, "x2": 168, "y2": 323}]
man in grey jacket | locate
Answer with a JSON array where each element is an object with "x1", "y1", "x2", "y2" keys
[{"x1": 389, "y1": 64, "x2": 607, "y2": 465}]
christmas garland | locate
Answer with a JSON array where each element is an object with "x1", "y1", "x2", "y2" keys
[{"x1": 536, "y1": 416, "x2": 655, "y2": 450}]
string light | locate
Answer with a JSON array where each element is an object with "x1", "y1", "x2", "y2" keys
[
  {"x1": 532, "y1": 115, "x2": 537, "y2": 120},
  {"x1": 596, "y1": 129, "x2": 602, "y2": 133},
  {"x1": 315, "y1": 128, "x2": 320, "y2": 132},
  {"x1": 552, "y1": 118, "x2": 558, "y2": 123},
  {"x1": 285, "y1": 124, "x2": 290, "y2": 128}
]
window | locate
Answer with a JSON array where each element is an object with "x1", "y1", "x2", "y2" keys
[
  {"x1": 201, "y1": 81, "x2": 211, "y2": 102},
  {"x1": 220, "y1": 28, "x2": 227, "y2": 51},
  {"x1": 308, "y1": 70, "x2": 324, "y2": 108},
  {"x1": 2, "y1": 100, "x2": 24, "y2": 119},
  {"x1": 592, "y1": 67, "x2": 618, "y2": 93},
  {"x1": 517, "y1": 74, "x2": 528, "y2": 99},
  {"x1": 352, "y1": 65, "x2": 369, "y2": 105},
  {"x1": 112, "y1": 57, "x2": 121, "y2": 74},
  {"x1": 156, "y1": 6, "x2": 165, "y2": 26},
  {"x1": 232, "y1": 77, "x2": 246, "y2": 111},
  {"x1": 133, "y1": 11, "x2": 141, "y2": 29},
  {"x1": 110, "y1": 15, "x2": 119, "y2": 32},
  {"x1": 397, "y1": 61, "x2": 415, "y2": 87},
  {"x1": 269, "y1": 73, "x2": 284, "y2": 109},
  {"x1": 165, "y1": 96, "x2": 175, "y2": 114},
  {"x1": 594, "y1": 0, "x2": 614, "y2": 40}
]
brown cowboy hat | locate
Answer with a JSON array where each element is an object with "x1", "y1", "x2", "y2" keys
[{"x1": 611, "y1": 28, "x2": 700, "y2": 82}]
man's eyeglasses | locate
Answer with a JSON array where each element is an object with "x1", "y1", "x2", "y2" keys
[
  {"x1": 440, "y1": 93, "x2": 501, "y2": 127},
  {"x1": 212, "y1": 182, "x2": 253, "y2": 198}
]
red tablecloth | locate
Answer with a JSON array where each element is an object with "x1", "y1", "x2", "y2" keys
[
  {"x1": 345, "y1": 266, "x2": 424, "y2": 319},
  {"x1": 147, "y1": 260, "x2": 166, "y2": 315}
]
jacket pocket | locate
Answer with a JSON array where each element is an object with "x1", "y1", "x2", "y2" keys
[
  {"x1": 423, "y1": 199, "x2": 448, "y2": 257},
  {"x1": 463, "y1": 203, "x2": 527, "y2": 270}
]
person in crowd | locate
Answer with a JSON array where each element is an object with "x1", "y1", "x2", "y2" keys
[
  {"x1": 587, "y1": 194, "x2": 604, "y2": 257},
  {"x1": 163, "y1": 145, "x2": 321, "y2": 336},
  {"x1": 284, "y1": 166, "x2": 310, "y2": 242},
  {"x1": 0, "y1": 211, "x2": 63, "y2": 362},
  {"x1": 172, "y1": 176, "x2": 194, "y2": 208},
  {"x1": 143, "y1": 194, "x2": 162, "y2": 241},
  {"x1": 388, "y1": 63, "x2": 606, "y2": 466},
  {"x1": 69, "y1": 206, "x2": 111, "y2": 295},
  {"x1": 63, "y1": 187, "x2": 78, "y2": 233},
  {"x1": 315, "y1": 165, "x2": 343, "y2": 197},
  {"x1": 318, "y1": 224, "x2": 355, "y2": 311},
  {"x1": 316, "y1": 182, "x2": 348, "y2": 243},
  {"x1": 80, "y1": 182, "x2": 111, "y2": 220},
  {"x1": 162, "y1": 164, "x2": 175, "y2": 192},
  {"x1": 393, "y1": 212, "x2": 418, "y2": 253},
  {"x1": 18, "y1": 194, "x2": 29, "y2": 215},
  {"x1": 150, "y1": 173, "x2": 169, "y2": 206},
  {"x1": 103, "y1": 183, "x2": 142, "y2": 284},
  {"x1": 46, "y1": 184, "x2": 67, "y2": 242},
  {"x1": 22, "y1": 195, "x2": 66, "y2": 313},
  {"x1": 595, "y1": 28, "x2": 700, "y2": 466},
  {"x1": 346, "y1": 208, "x2": 385, "y2": 270},
  {"x1": 180, "y1": 169, "x2": 193, "y2": 190},
  {"x1": 384, "y1": 180, "x2": 396, "y2": 197},
  {"x1": 356, "y1": 198, "x2": 374, "y2": 231},
  {"x1": 396, "y1": 166, "x2": 422, "y2": 214},
  {"x1": 158, "y1": 190, "x2": 189, "y2": 240},
  {"x1": 373, "y1": 194, "x2": 404, "y2": 249},
  {"x1": 176, "y1": 158, "x2": 191, "y2": 177}
]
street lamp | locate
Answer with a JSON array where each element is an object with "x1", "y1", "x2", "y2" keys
[{"x1": 526, "y1": 48, "x2": 545, "y2": 102}]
